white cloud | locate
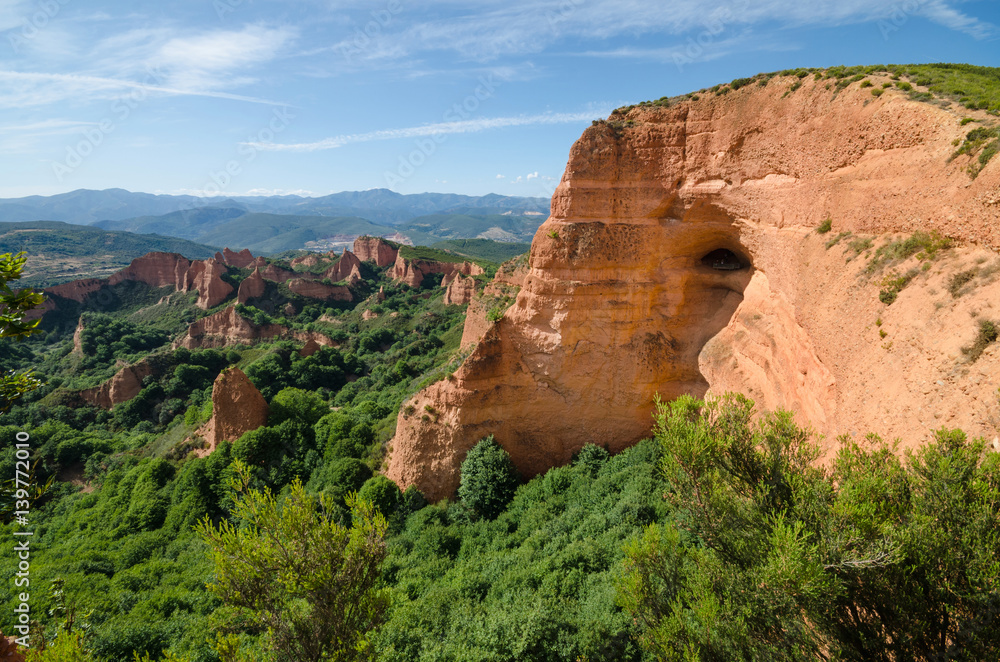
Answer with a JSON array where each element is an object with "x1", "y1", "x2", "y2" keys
[
  {"x1": 246, "y1": 109, "x2": 611, "y2": 152},
  {"x1": 526, "y1": 171, "x2": 538, "y2": 180},
  {"x1": 332, "y1": 0, "x2": 994, "y2": 63},
  {"x1": 0, "y1": 70, "x2": 289, "y2": 108},
  {"x1": 496, "y1": 174, "x2": 505, "y2": 179},
  {"x1": 154, "y1": 25, "x2": 297, "y2": 90}
]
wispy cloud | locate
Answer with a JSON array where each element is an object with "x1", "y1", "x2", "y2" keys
[
  {"x1": 245, "y1": 109, "x2": 611, "y2": 152},
  {"x1": 0, "y1": 70, "x2": 290, "y2": 108}
]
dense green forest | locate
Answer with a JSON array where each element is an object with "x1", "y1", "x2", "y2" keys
[{"x1": 1, "y1": 227, "x2": 999, "y2": 658}]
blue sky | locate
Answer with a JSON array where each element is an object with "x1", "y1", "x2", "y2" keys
[{"x1": 0, "y1": 0, "x2": 996, "y2": 199}]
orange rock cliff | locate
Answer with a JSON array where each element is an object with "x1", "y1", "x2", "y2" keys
[{"x1": 388, "y1": 73, "x2": 1000, "y2": 502}]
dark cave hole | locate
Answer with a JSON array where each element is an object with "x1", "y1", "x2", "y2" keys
[{"x1": 700, "y1": 248, "x2": 747, "y2": 271}]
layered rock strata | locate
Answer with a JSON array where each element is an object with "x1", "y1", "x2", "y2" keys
[
  {"x1": 353, "y1": 236, "x2": 399, "y2": 267},
  {"x1": 388, "y1": 73, "x2": 1000, "y2": 501}
]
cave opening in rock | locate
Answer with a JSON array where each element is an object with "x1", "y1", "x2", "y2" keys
[{"x1": 701, "y1": 248, "x2": 747, "y2": 271}]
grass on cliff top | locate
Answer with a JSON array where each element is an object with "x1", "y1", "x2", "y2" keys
[{"x1": 620, "y1": 63, "x2": 1000, "y2": 116}]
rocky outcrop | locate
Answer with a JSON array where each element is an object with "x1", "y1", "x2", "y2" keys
[
  {"x1": 237, "y1": 267, "x2": 266, "y2": 303},
  {"x1": 221, "y1": 248, "x2": 255, "y2": 268},
  {"x1": 175, "y1": 305, "x2": 334, "y2": 349},
  {"x1": 45, "y1": 278, "x2": 104, "y2": 303},
  {"x1": 81, "y1": 361, "x2": 153, "y2": 409},
  {"x1": 390, "y1": 254, "x2": 485, "y2": 288},
  {"x1": 287, "y1": 278, "x2": 353, "y2": 301},
  {"x1": 0, "y1": 632, "x2": 25, "y2": 662},
  {"x1": 291, "y1": 252, "x2": 327, "y2": 268},
  {"x1": 185, "y1": 259, "x2": 234, "y2": 309},
  {"x1": 323, "y1": 250, "x2": 362, "y2": 282},
  {"x1": 353, "y1": 236, "x2": 398, "y2": 267},
  {"x1": 260, "y1": 264, "x2": 297, "y2": 283},
  {"x1": 443, "y1": 273, "x2": 476, "y2": 305},
  {"x1": 299, "y1": 339, "x2": 321, "y2": 357},
  {"x1": 109, "y1": 252, "x2": 191, "y2": 290},
  {"x1": 199, "y1": 368, "x2": 268, "y2": 450},
  {"x1": 388, "y1": 72, "x2": 1000, "y2": 501},
  {"x1": 72, "y1": 317, "x2": 85, "y2": 354}
]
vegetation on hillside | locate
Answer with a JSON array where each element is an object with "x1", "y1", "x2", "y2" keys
[
  {"x1": 0, "y1": 222, "x2": 219, "y2": 287},
  {"x1": 429, "y1": 238, "x2": 531, "y2": 264}
]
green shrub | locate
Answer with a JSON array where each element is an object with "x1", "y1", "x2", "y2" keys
[
  {"x1": 620, "y1": 393, "x2": 1000, "y2": 661},
  {"x1": 948, "y1": 268, "x2": 979, "y2": 297},
  {"x1": 816, "y1": 217, "x2": 833, "y2": 234},
  {"x1": 962, "y1": 319, "x2": 999, "y2": 362},
  {"x1": 358, "y1": 475, "x2": 402, "y2": 517},
  {"x1": 458, "y1": 436, "x2": 520, "y2": 519}
]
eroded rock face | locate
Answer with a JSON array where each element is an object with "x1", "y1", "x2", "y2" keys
[
  {"x1": 323, "y1": 250, "x2": 362, "y2": 282},
  {"x1": 222, "y1": 248, "x2": 255, "y2": 268},
  {"x1": 109, "y1": 252, "x2": 191, "y2": 290},
  {"x1": 81, "y1": 361, "x2": 153, "y2": 409},
  {"x1": 388, "y1": 74, "x2": 1000, "y2": 501},
  {"x1": 390, "y1": 255, "x2": 485, "y2": 288},
  {"x1": 287, "y1": 278, "x2": 353, "y2": 301},
  {"x1": 443, "y1": 273, "x2": 476, "y2": 305},
  {"x1": 260, "y1": 264, "x2": 297, "y2": 283},
  {"x1": 45, "y1": 278, "x2": 104, "y2": 303},
  {"x1": 353, "y1": 236, "x2": 398, "y2": 267},
  {"x1": 186, "y1": 259, "x2": 234, "y2": 309},
  {"x1": 237, "y1": 267, "x2": 266, "y2": 303},
  {"x1": 176, "y1": 305, "x2": 334, "y2": 349},
  {"x1": 201, "y1": 367, "x2": 268, "y2": 449}
]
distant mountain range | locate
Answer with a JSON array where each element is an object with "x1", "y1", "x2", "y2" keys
[
  {"x1": 0, "y1": 188, "x2": 551, "y2": 255},
  {"x1": 0, "y1": 188, "x2": 550, "y2": 226}
]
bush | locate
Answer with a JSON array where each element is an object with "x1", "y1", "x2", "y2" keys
[
  {"x1": 458, "y1": 436, "x2": 520, "y2": 519},
  {"x1": 620, "y1": 394, "x2": 1000, "y2": 661},
  {"x1": 948, "y1": 268, "x2": 978, "y2": 297},
  {"x1": 962, "y1": 319, "x2": 998, "y2": 362},
  {"x1": 816, "y1": 217, "x2": 833, "y2": 234},
  {"x1": 358, "y1": 475, "x2": 402, "y2": 517}
]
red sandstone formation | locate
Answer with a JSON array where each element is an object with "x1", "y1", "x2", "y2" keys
[
  {"x1": 175, "y1": 305, "x2": 334, "y2": 349},
  {"x1": 287, "y1": 278, "x2": 353, "y2": 301},
  {"x1": 0, "y1": 632, "x2": 25, "y2": 662},
  {"x1": 186, "y1": 259, "x2": 233, "y2": 309},
  {"x1": 81, "y1": 361, "x2": 153, "y2": 409},
  {"x1": 291, "y1": 252, "x2": 325, "y2": 268},
  {"x1": 299, "y1": 339, "x2": 321, "y2": 357},
  {"x1": 460, "y1": 258, "x2": 528, "y2": 349},
  {"x1": 109, "y1": 252, "x2": 191, "y2": 290},
  {"x1": 353, "y1": 236, "x2": 398, "y2": 267},
  {"x1": 443, "y1": 273, "x2": 476, "y2": 305},
  {"x1": 237, "y1": 267, "x2": 266, "y2": 303},
  {"x1": 45, "y1": 278, "x2": 104, "y2": 303},
  {"x1": 323, "y1": 250, "x2": 362, "y2": 282},
  {"x1": 260, "y1": 264, "x2": 297, "y2": 283},
  {"x1": 390, "y1": 254, "x2": 484, "y2": 288},
  {"x1": 388, "y1": 73, "x2": 1000, "y2": 501},
  {"x1": 221, "y1": 248, "x2": 255, "y2": 268},
  {"x1": 199, "y1": 367, "x2": 268, "y2": 450}
]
